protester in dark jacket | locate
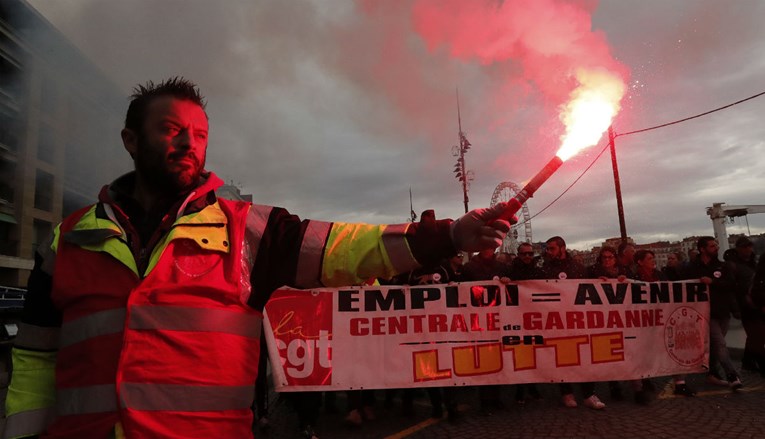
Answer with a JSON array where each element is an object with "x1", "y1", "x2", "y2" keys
[
  {"x1": 542, "y1": 236, "x2": 604, "y2": 410},
  {"x1": 747, "y1": 256, "x2": 765, "y2": 375},
  {"x1": 506, "y1": 242, "x2": 543, "y2": 404},
  {"x1": 661, "y1": 251, "x2": 684, "y2": 281},
  {"x1": 682, "y1": 236, "x2": 742, "y2": 390},
  {"x1": 463, "y1": 248, "x2": 509, "y2": 412},
  {"x1": 541, "y1": 236, "x2": 587, "y2": 281},
  {"x1": 726, "y1": 236, "x2": 759, "y2": 371},
  {"x1": 508, "y1": 242, "x2": 543, "y2": 281}
]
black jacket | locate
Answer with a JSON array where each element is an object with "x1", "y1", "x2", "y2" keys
[
  {"x1": 683, "y1": 256, "x2": 738, "y2": 320},
  {"x1": 541, "y1": 253, "x2": 586, "y2": 280},
  {"x1": 508, "y1": 258, "x2": 543, "y2": 280}
]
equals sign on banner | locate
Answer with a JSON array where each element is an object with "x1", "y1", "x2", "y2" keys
[{"x1": 531, "y1": 292, "x2": 560, "y2": 302}]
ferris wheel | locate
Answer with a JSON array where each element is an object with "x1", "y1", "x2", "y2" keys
[{"x1": 490, "y1": 181, "x2": 533, "y2": 254}]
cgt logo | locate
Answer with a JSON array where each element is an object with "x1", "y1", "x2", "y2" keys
[
  {"x1": 275, "y1": 326, "x2": 332, "y2": 380},
  {"x1": 266, "y1": 289, "x2": 334, "y2": 386}
]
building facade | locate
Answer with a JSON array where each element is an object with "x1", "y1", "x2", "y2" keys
[{"x1": 0, "y1": 0, "x2": 126, "y2": 287}]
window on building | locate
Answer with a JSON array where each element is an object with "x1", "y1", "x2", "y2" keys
[
  {"x1": 0, "y1": 53, "x2": 22, "y2": 102},
  {"x1": 0, "y1": 156, "x2": 14, "y2": 205},
  {"x1": 0, "y1": 108, "x2": 19, "y2": 152},
  {"x1": 0, "y1": 221, "x2": 17, "y2": 256},
  {"x1": 37, "y1": 122, "x2": 56, "y2": 164},
  {"x1": 34, "y1": 169, "x2": 54, "y2": 211}
]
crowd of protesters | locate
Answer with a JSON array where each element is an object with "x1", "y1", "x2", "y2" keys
[{"x1": 256, "y1": 229, "x2": 763, "y2": 438}]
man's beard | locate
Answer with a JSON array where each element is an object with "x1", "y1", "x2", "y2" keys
[{"x1": 134, "y1": 136, "x2": 205, "y2": 195}]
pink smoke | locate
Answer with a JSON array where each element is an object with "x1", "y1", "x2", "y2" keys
[
  {"x1": 411, "y1": 0, "x2": 629, "y2": 104},
  {"x1": 330, "y1": 0, "x2": 629, "y2": 178}
]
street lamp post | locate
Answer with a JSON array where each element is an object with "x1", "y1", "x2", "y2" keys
[{"x1": 452, "y1": 91, "x2": 473, "y2": 214}]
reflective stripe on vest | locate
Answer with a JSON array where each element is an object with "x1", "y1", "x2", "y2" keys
[
  {"x1": 381, "y1": 223, "x2": 417, "y2": 273},
  {"x1": 246, "y1": 204, "x2": 273, "y2": 269},
  {"x1": 56, "y1": 383, "x2": 255, "y2": 416},
  {"x1": 322, "y1": 222, "x2": 416, "y2": 286},
  {"x1": 59, "y1": 306, "x2": 260, "y2": 348},
  {"x1": 120, "y1": 383, "x2": 255, "y2": 412},
  {"x1": 59, "y1": 308, "x2": 126, "y2": 348},
  {"x1": 14, "y1": 323, "x2": 60, "y2": 351},
  {"x1": 2, "y1": 407, "x2": 55, "y2": 439},
  {"x1": 57, "y1": 384, "x2": 118, "y2": 415},
  {"x1": 295, "y1": 220, "x2": 332, "y2": 288},
  {"x1": 128, "y1": 306, "x2": 261, "y2": 338}
]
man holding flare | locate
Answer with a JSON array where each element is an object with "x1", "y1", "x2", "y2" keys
[{"x1": 4, "y1": 68, "x2": 624, "y2": 439}]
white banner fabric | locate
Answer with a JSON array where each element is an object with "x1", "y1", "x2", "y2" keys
[{"x1": 263, "y1": 279, "x2": 710, "y2": 392}]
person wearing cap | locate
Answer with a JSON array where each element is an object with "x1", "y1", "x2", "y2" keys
[{"x1": 727, "y1": 236, "x2": 759, "y2": 371}]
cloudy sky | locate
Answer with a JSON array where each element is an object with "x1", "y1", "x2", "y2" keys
[{"x1": 26, "y1": 0, "x2": 765, "y2": 250}]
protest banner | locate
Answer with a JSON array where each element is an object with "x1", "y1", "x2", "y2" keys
[{"x1": 263, "y1": 279, "x2": 709, "y2": 392}]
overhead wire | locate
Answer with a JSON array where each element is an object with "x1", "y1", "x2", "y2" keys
[
  {"x1": 515, "y1": 141, "x2": 609, "y2": 226},
  {"x1": 513, "y1": 89, "x2": 765, "y2": 227},
  {"x1": 616, "y1": 90, "x2": 765, "y2": 138}
]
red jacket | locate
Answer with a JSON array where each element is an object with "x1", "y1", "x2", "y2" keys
[{"x1": 47, "y1": 196, "x2": 257, "y2": 438}]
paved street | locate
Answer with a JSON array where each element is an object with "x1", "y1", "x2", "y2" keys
[
  {"x1": 260, "y1": 352, "x2": 763, "y2": 439},
  {"x1": 257, "y1": 324, "x2": 764, "y2": 439}
]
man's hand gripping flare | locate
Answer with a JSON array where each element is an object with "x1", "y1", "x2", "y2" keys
[{"x1": 450, "y1": 203, "x2": 517, "y2": 253}]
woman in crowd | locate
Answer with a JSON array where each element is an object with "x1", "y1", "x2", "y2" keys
[
  {"x1": 588, "y1": 246, "x2": 628, "y2": 281},
  {"x1": 588, "y1": 246, "x2": 628, "y2": 401},
  {"x1": 661, "y1": 251, "x2": 684, "y2": 281}
]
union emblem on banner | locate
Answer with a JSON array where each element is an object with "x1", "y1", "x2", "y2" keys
[{"x1": 264, "y1": 289, "x2": 334, "y2": 387}]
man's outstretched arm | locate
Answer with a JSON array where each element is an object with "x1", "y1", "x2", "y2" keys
[{"x1": 246, "y1": 203, "x2": 512, "y2": 309}]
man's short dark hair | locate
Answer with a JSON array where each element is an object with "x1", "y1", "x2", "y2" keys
[
  {"x1": 697, "y1": 236, "x2": 716, "y2": 251},
  {"x1": 125, "y1": 77, "x2": 207, "y2": 133},
  {"x1": 546, "y1": 236, "x2": 565, "y2": 248}
]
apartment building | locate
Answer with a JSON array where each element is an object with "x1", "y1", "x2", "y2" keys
[{"x1": 0, "y1": 0, "x2": 126, "y2": 287}]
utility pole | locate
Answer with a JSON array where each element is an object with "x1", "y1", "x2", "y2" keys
[
  {"x1": 608, "y1": 126, "x2": 628, "y2": 242},
  {"x1": 452, "y1": 90, "x2": 473, "y2": 214}
]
